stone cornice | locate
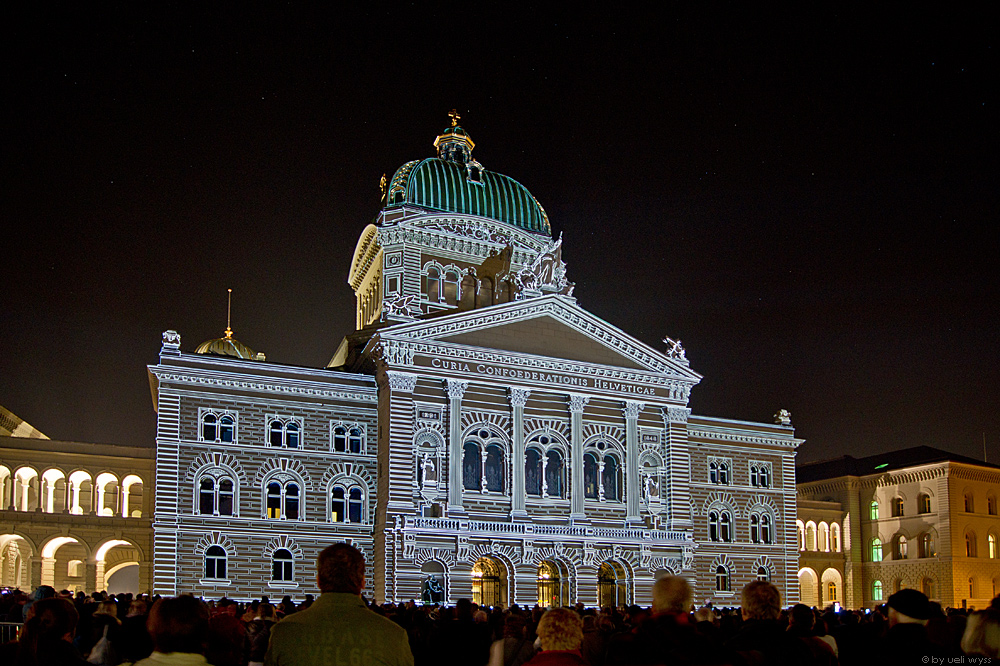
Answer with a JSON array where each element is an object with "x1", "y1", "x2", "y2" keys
[
  {"x1": 378, "y1": 214, "x2": 548, "y2": 266},
  {"x1": 689, "y1": 426, "x2": 802, "y2": 449},
  {"x1": 151, "y1": 369, "x2": 377, "y2": 403}
]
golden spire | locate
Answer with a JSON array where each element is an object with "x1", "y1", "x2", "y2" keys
[
  {"x1": 448, "y1": 109, "x2": 461, "y2": 127},
  {"x1": 224, "y1": 288, "x2": 233, "y2": 339},
  {"x1": 380, "y1": 173, "x2": 387, "y2": 201}
]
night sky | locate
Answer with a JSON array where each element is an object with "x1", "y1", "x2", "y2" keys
[{"x1": 3, "y1": 5, "x2": 996, "y2": 464}]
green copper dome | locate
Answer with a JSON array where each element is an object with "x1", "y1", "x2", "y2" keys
[{"x1": 384, "y1": 118, "x2": 551, "y2": 235}]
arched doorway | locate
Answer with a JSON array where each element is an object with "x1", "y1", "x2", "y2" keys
[
  {"x1": 537, "y1": 560, "x2": 571, "y2": 608},
  {"x1": 598, "y1": 561, "x2": 628, "y2": 608},
  {"x1": 0, "y1": 535, "x2": 33, "y2": 589},
  {"x1": 472, "y1": 556, "x2": 507, "y2": 608},
  {"x1": 798, "y1": 568, "x2": 819, "y2": 607},
  {"x1": 821, "y1": 568, "x2": 842, "y2": 607}
]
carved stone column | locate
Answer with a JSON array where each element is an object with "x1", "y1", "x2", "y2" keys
[
  {"x1": 446, "y1": 379, "x2": 469, "y2": 515},
  {"x1": 623, "y1": 401, "x2": 645, "y2": 524},
  {"x1": 568, "y1": 394, "x2": 590, "y2": 521},
  {"x1": 509, "y1": 387, "x2": 531, "y2": 520}
]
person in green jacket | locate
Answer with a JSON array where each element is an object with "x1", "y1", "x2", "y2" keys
[{"x1": 264, "y1": 543, "x2": 414, "y2": 666}]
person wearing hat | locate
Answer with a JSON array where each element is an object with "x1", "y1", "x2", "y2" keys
[{"x1": 877, "y1": 589, "x2": 946, "y2": 665}]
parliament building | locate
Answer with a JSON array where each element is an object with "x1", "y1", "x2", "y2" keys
[{"x1": 3, "y1": 117, "x2": 804, "y2": 608}]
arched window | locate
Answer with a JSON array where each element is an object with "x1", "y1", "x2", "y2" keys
[
  {"x1": 918, "y1": 493, "x2": 931, "y2": 514},
  {"x1": 920, "y1": 533, "x2": 935, "y2": 558},
  {"x1": 891, "y1": 497, "x2": 904, "y2": 517},
  {"x1": 966, "y1": 532, "x2": 977, "y2": 557},
  {"x1": 218, "y1": 479, "x2": 234, "y2": 516},
  {"x1": 205, "y1": 545, "x2": 227, "y2": 579},
  {"x1": 331, "y1": 486, "x2": 345, "y2": 522},
  {"x1": 831, "y1": 523, "x2": 841, "y2": 552},
  {"x1": 426, "y1": 267, "x2": 441, "y2": 303},
  {"x1": 922, "y1": 578, "x2": 934, "y2": 599},
  {"x1": 349, "y1": 487, "x2": 363, "y2": 523},
  {"x1": 266, "y1": 480, "x2": 300, "y2": 520},
  {"x1": 827, "y1": 581, "x2": 838, "y2": 603},
  {"x1": 198, "y1": 475, "x2": 235, "y2": 516},
  {"x1": 269, "y1": 419, "x2": 301, "y2": 449},
  {"x1": 545, "y1": 450, "x2": 563, "y2": 498},
  {"x1": 796, "y1": 521, "x2": 805, "y2": 550},
  {"x1": 718, "y1": 461, "x2": 730, "y2": 485},
  {"x1": 272, "y1": 548, "x2": 294, "y2": 582},
  {"x1": 870, "y1": 501, "x2": 880, "y2": 520},
  {"x1": 870, "y1": 538, "x2": 883, "y2": 562},
  {"x1": 460, "y1": 274, "x2": 476, "y2": 310},
  {"x1": 202, "y1": 413, "x2": 218, "y2": 441},
  {"x1": 805, "y1": 523, "x2": 816, "y2": 551},
  {"x1": 989, "y1": 534, "x2": 997, "y2": 559},
  {"x1": 758, "y1": 466, "x2": 770, "y2": 488},
  {"x1": 710, "y1": 510, "x2": 733, "y2": 542},
  {"x1": 715, "y1": 565, "x2": 730, "y2": 592},
  {"x1": 757, "y1": 566, "x2": 769, "y2": 581},
  {"x1": 602, "y1": 455, "x2": 620, "y2": 501},
  {"x1": 989, "y1": 495, "x2": 998, "y2": 515},
  {"x1": 894, "y1": 536, "x2": 908, "y2": 560},
  {"x1": 219, "y1": 415, "x2": 235, "y2": 443},
  {"x1": 583, "y1": 453, "x2": 599, "y2": 499},
  {"x1": 872, "y1": 580, "x2": 883, "y2": 601},
  {"x1": 484, "y1": 445, "x2": 504, "y2": 492},
  {"x1": 709, "y1": 460, "x2": 719, "y2": 484},
  {"x1": 965, "y1": 493, "x2": 974, "y2": 513},
  {"x1": 443, "y1": 271, "x2": 459, "y2": 305},
  {"x1": 525, "y1": 449, "x2": 543, "y2": 496},
  {"x1": 818, "y1": 523, "x2": 830, "y2": 551},
  {"x1": 200, "y1": 478, "x2": 215, "y2": 515},
  {"x1": 761, "y1": 514, "x2": 773, "y2": 544},
  {"x1": 332, "y1": 426, "x2": 347, "y2": 452},
  {"x1": 348, "y1": 428, "x2": 363, "y2": 454},
  {"x1": 750, "y1": 465, "x2": 759, "y2": 488},
  {"x1": 463, "y1": 442, "x2": 481, "y2": 490},
  {"x1": 750, "y1": 514, "x2": 760, "y2": 543}
]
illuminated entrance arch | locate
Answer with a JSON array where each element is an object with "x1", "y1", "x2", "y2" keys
[
  {"x1": 471, "y1": 556, "x2": 507, "y2": 608},
  {"x1": 537, "y1": 560, "x2": 571, "y2": 608},
  {"x1": 598, "y1": 561, "x2": 628, "y2": 608}
]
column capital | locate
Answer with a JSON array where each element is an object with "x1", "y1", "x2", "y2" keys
[
  {"x1": 508, "y1": 387, "x2": 531, "y2": 408},
  {"x1": 622, "y1": 401, "x2": 645, "y2": 420},
  {"x1": 568, "y1": 393, "x2": 590, "y2": 414},
  {"x1": 444, "y1": 379, "x2": 469, "y2": 400},
  {"x1": 386, "y1": 371, "x2": 418, "y2": 393},
  {"x1": 663, "y1": 406, "x2": 691, "y2": 424}
]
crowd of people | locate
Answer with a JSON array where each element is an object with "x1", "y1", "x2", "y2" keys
[{"x1": 1, "y1": 549, "x2": 999, "y2": 666}]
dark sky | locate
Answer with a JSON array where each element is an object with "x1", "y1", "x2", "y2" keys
[{"x1": 3, "y1": 5, "x2": 996, "y2": 464}]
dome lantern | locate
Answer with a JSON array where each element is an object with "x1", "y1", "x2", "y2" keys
[{"x1": 432, "y1": 109, "x2": 475, "y2": 165}]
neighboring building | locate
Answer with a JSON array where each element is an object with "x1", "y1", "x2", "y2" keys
[
  {"x1": 797, "y1": 446, "x2": 1000, "y2": 609},
  {"x1": 0, "y1": 431, "x2": 154, "y2": 593},
  {"x1": 147, "y1": 117, "x2": 803, "y2": 606}
]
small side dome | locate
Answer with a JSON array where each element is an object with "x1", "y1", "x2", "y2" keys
[{"x1": 195, "y1": 327, "x2": 257, "y2": 360}]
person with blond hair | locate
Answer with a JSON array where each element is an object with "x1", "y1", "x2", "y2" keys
[{"x1": 523, "y1": 608, "x2": 587, "y2": 665}]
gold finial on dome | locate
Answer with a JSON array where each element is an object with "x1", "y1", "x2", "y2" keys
[
  {"x1": 448, "y1": 109, "x2": 461, "y2": 127},
  {"x1": 224, "y1": 288, "x2": 234, "y2": 339},
  {"x1": 194, "y1": 288, "x2": 258, "y2": 359}
]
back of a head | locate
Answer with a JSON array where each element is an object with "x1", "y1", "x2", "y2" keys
[
  {"x1": 24, "y1": 597, "x2": 78, "y2": 643},
  {"x1": 258, "y1": 603, "x2": 277, "y2": 621},
  {"x1": 317, "y1": 543, "x2": 365, "y2": 595},
  {"x1": 962, "y1": 609, "x2": 1000, "y2": 658},
  {"x1": 652, "y1": 576, "x2": 692, "y2": 615},
  {"x1": 147, "y1": 596, "x2": 210, "y2": 655},
  {"x1": 537, "y1": 608, "x2": 584, "y2": 652},
  {"x1": 790, "y1": 603, "x2": 815, "y2": 630},
  {"x1": 741, "y1": 581, "x2": 781, "y2": 621}
]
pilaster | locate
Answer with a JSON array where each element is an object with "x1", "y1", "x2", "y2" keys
[
  {"x1": 662, "y1": 406, "x2": 692, "y2": 530},
  {"x1": 569, "y1": 394, "x2": 590, "y2": 521},
  {"x1": 509, "y1": 387, "x2": 531, "y2": 519},
  {"x1": 445, "y1": 379, "x2": 469, "y2": 515},
  {"x1": 624, "y1": 401, "x2": 644, "y2": 524}
]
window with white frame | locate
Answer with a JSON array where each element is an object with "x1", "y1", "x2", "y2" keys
[
  {"x1": 749, "y1": 462, "x2": 772, "y2": 488},
  {"x1": 264, "y1": 476, "x2": 301, "y2": 520},
  {"x1": 267, "y1": 416, "x2": 302, "y2": 449},
  {"x1": 583, "y1": 440, "x2": 623, "y2": 502},
  {"x1": 200, "y1": 410, "x2": 237, "y2": 444},
  {"x1": 715, "y1": 565, "x2": 730, "y2": 592},
  {"x1": 197, "y1": 471, "x2": 236, "y2": 516},
  {"x1": 709, "y1": 458, "x2": 731, "y2": 485},
  {"x1": 271, "y1": 548, "x2": 294, "y2": 582},
  {"x1": 330, "y1": 480, "x2": 366, "y2": 524},
  {"x1": 462, "y1": 427, "x2": 507, "y2": 494},
  {"x1": 709, "y1": 508, "x2": 734, "y2": 542},
  {"x1": 750, "y1": 510, "x2": 775, "y2": 544},
  {"x1": 205, "y1": 545, "x2": 228, "y2": 579},
  {"x1": 331, "y1": 423, "x2": 365, "y2": 454},
  {"x1": 525, "y1": 433, "x2": 566, "y2": 499}
]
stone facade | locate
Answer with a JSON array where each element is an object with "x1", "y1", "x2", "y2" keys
[
  {"x1": 797, "y1": 453, "x2": 1000, "y2": 609},
  {"x1": 0, "y1": 436, "x2": 153, "y2": 593}
]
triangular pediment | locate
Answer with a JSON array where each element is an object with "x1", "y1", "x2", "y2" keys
[{"x1": 378, "y1": 295, "x2": 701, "y2": 381}]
